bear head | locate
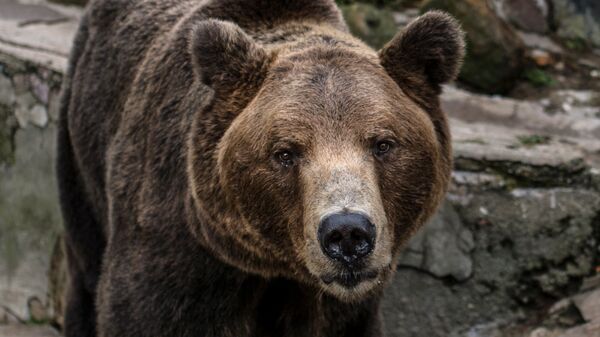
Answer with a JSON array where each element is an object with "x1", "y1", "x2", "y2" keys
[{"x1": 188, "y1": 11, "x2": 464, "y2": 302}]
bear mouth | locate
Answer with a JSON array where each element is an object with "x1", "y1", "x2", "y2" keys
[{"x1": 320, "y1": 269, "x2": 379, "y2": 288}]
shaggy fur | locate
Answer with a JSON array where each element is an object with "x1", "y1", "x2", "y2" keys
[{"x1": 56, "y1": 0, "x2": 464, "y2": 336}]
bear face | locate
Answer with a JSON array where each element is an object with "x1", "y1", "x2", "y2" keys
[{"x1": 188, "y1": 12, "x2": 464, "y2": 302}]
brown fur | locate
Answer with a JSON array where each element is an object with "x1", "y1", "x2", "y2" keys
[{"x1": 57, "y1": 0, "x2": 464, "y2": 335}]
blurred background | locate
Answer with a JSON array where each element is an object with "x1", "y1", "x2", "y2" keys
[{"x1": 0, "y1": 0, "x2": 599, "y2": 336}]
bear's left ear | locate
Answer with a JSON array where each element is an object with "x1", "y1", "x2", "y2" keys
[
  {"x1": 189, "y1": 19, "x2": 272, "y2": 92},
  {"x1": 379, "y1": 11, "x2": 465, "y2": 99}
]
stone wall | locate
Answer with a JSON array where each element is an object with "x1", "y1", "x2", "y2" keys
[{"x1": 0, "y1": 52, "x2": 63, "y2": 324}]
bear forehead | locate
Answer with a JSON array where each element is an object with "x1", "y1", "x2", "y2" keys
[{"x1": 253, "y1": 55, "x2": 426, "y2": 136}]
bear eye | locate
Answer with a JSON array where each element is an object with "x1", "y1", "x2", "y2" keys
[
  {"x1": 374, "y1": 140, "x2": 393, "y2": 157},
  {"x1": 277, "y1": 150, "x2": 296, "y2": 168}
]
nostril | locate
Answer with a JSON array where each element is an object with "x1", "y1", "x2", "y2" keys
[
  {"x1": 317, "y1": 212, "x2": 376, "y2": 265},
  {"x1": 350, "y1": 228, "x2": 366, "y2": 242},
  {"x1": 329, "y1": 230, "x2": 343, "y2": 243}
]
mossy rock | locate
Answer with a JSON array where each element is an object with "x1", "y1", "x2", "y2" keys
[
  {"x1": 340, "y1": 3, "x2": 398, "y2": 49},
  {"x1": 552, "y1": 0, "x2": 600, "y2": 49},
  {"x1": 423, "y1": 0, "x2": 526, "y2": 94},
  {"x1": 0, "y1": 104, "x2": 16, "y2": 165}
]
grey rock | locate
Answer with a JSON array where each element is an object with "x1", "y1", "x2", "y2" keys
[
  {"x1": 383, "y1": 185, "x2": 600, "y2": 337},
  {"x1": 47, "y1": 88, "x2": 60, "y2": 121},
  {"x1": 0, "y1": 325, "x2": 60, "y2": 337},
  {"x1": 443, "y1": 85, "x2": 600, "y2": 142},
  {"x1": 458, "y1": 187, "x2": 600, "y2": 298},
  {"x1": 517, "y1": 31, "x2": 563, "y2": 53},
  {"x1": 399, "y1": 201, "x2": 474, "y2": 281},
  {"x1": 11, "y1": 74, "x2": 29, "y2": 95},
  {"x1": 493, "y1": 0, "x2": 550, "y2": 33},
  {"x1": 15, "y1": 93, "x2": 48, "y2": 128},
  {"x1": 29, "y1": 75, "x2": 48, "y2": 105},
  {"x1": 552, "y1": 0, "x2": 600, "y2": 48},
  {"x1": 392, "y1": 9, "x2": 419, "y2": 27},
  {"x1": 0, "y1": 74, "x2": 15, "y2": 106},
  {"x1": 0, "y1": 124, "x2": 62, "y2": 320}
]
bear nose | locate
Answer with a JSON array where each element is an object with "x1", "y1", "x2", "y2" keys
[{"x1": 317, "y1": 213, "x2": 376, "y2": 266}]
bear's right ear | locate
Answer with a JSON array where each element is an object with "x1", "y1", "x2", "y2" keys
[{"x1": 189, "y1": 19, "x2": 272, "y2": 91}]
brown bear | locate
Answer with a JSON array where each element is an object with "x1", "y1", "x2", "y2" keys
[{"x1": 56, "y1": 0, "x2": 464, "y2": 336}]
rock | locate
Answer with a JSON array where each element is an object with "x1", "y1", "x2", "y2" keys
[
  {"x1": 29, "y1": 75, "x2": 49, "y2": 105},
  {"x1": 530, "y1": 49, "x2": 553, "y2": 66},
  {"x1": 399, "y1": 201, "x2": 474, "y2": 281},
  {"x1": 517, "y1": 31, "x2": 563, "y2": 53},
  {"x1": 47, "y1": 88, "x2": 60, "y2": 122},
  {"x1": 423, "y1": 0, "x2": 526, "y2": 94},
  {"x1": 0, "y1": 124, "x2": 62, "y2": 320},
  {"x1": 340, "y1": 3, "x2": 398, "y2": 49},
  {"x1": 455, "y1": 187, "x2": 600, "y2": 299},
  {"x1": 27, "y1": 297, "x2": 49, "y2": 323},
  {"x1": 0, "y1": 74, "x2": 15, "y2": 106},
  {"x1": 529, "y1": 327, "x2": 555, "y2": 337},
  {"x1": 11, "y1": 74, "x2": 29, "y2": 95},
  {"x1": 492, "y1": 0, "x2": 549, "y2": 33},
  {"x1": 14, "y1": 93, "x2": 48, "y2": 128},
  {"x1": 442, "y1": 86, "x2": 600, "y2": 139},
  {"x1": 552, "y1": 0, "x2": 600, "y2": 49},
  {"x1": 0, "y1": 306, "x2": 23, "y2": 324},
  {"x1": 581, "y1": 275, "x2": 600, "y2": 292},
  {"x1": 0, "y1": 103, "x2": 16, "y2": 164},
  {"x1": 49, "y1": 0, "x2": 89, "y2": 6},
  {"x1": 392, "y1": 8, "x2": 420, "y2": 27},
  {"x1": 0, "y1": 325, "x2": 60, "y2": 337},
  {"x1": 572, "y1": 288, "x2": 600, "y2": 323}
]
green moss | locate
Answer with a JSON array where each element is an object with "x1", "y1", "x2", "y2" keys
[
  {"x1": 523, "y1": 68, "x2": 555, "y2": 88},
  {"x1": 460, "y1": 138, "x2": 487, "y2": 145},
  {"x1": 517, "y1": 134, "x2": 551, "y2": 147},
  {"x1": 563, "y1": 38, "x2": 588, "y2": 52}
]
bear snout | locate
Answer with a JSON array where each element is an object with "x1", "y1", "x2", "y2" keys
[{"x1": 317, "y1": 212, "x2": 376, "y2": 268}]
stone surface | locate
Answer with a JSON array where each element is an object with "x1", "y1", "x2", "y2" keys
[
  {"x1": 552, "y1": 0, "x2": 600, "y2": 49},
  {"x1": 492, "y1": 0, "x2": 549, "y2": 33},
  {"x1": 0, "y1": 0, "x2": 80, "y2": 72},
  {"x1": 399, "y1": 201, "x2": 474, "y2": 281},
  {"x1": 14, "y1": 93, "x2": 47, "y2": 128},
  {"x1": 0, "y1": 325, "x2": 60, "y2": 337},
  {"x1": 0, "y1": 123, "x2": 62, "y2": 320},
  {"x1": 0, "y1": 74, "x2": 15, "y2": 106},
  {"x1": 517, "y1": 31, "x2": 563, "y2": 53},
  {"x1": 424, "y1": 0, "x2": 526, "y2": 94},
  {"x1": 0, "y1": 103, "x2": 17, "y2": 164},
  {"x1": 442, "y1": 85, "x2": 600, "y2": 139},
  {"x1": 384, "y1": 184, "x2": 600, "y2": 337},
  {"x1": 340, "y1": 3, "x2": 398, "y2": 49}
]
